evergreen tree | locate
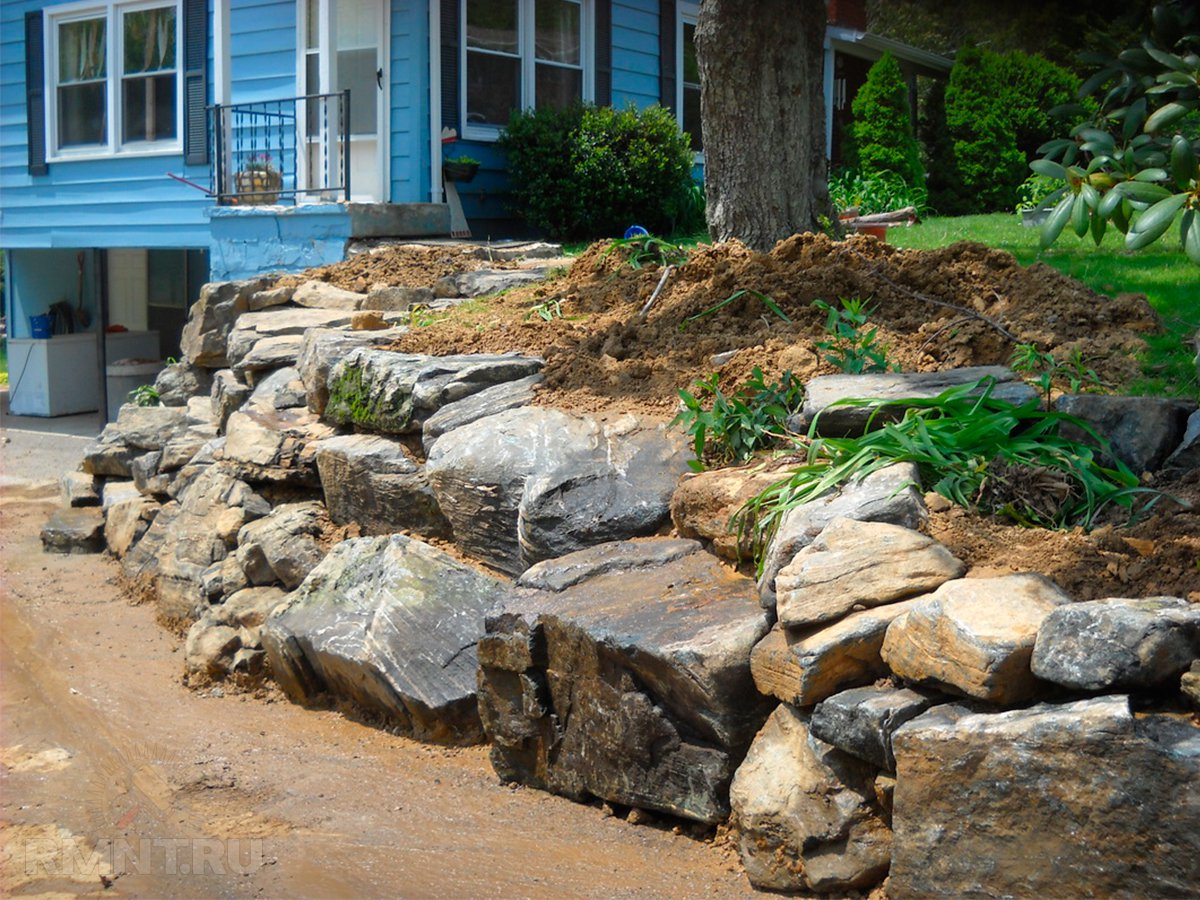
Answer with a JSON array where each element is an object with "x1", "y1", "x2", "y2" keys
[{"x1": 848, "y1": 52, "x2": 924, "y2": 188}]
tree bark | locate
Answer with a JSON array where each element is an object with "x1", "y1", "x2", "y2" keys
[{"x1": 696, "y1": 0, "x2": 833, "y2": 251}]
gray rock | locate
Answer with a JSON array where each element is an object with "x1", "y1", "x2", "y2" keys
[
  {"x1": 730, "y1": 703, "x2": 892, "y2": 893},
  {"x1": 363, "y1": 285, "x2": 434, "y2": 311},
  {"x1": 751, "y1": 600, "x2": 924, "y2": 707},
  {"x1": 104, "y1": 496, "x2": 158, "y2": 558},
  {"x1": 516, "y1": 415, "x2": 693, "y2": 567},
  {"x1": 114, "y1": 404, "x2": 189, "y2": 451},
  {"x1": 810, "y1": 685, "x2": 942, "y2": 771},
  {"x1": 881, "y1": 574, "x2": 1073, "y2": 706},
  {"x1": 477, "y1": 539, "x2": 773, "y2": 823},
  {"x1": 225, "y1": 308, "x2": 361, "y2": 373},
  {"x1": 60, "y1": 471, "x2": 100, "y2": 507},
  {"x1": 776, "y1": 518, "x2": 965, "y2": 628},
  {"x1": 154, "y1": 362, "x2": 214, "y2": 407},
  {"x1": 470, "y1": 241, "x2": 562, "y2": 262},
  {"x1": 247, "y1": 285, "x2": 293, "y2": 311},
  {"x1": 890, "y1": 696, "x2": 1200, "y2": 898},
  {"x1": 211, "y1": 370, "x2": 252, "y2": 432},
  {"x1": 324, "y1": 349, "x2": 543, "y2": 435},
  {"x1": 1031, "y1": 596, "x2": 1200, "y2": 691},
  {"x1": 180, "y1": 276, "x2": 275, "y2": 367},
  {"x1": 218, "y1": 405, "x2": 335, "y2": 486},
  {"x1": 41, "y1": 508, "x2": 105, "y2": 554},
  {"x1": 437, "y1": 268, "x2": 546, "y2": 298},
  {"x1": 236, "y1": 502, "x2": 329, "y2": 590},
  {"x1": 81, "y1": 431, "x2": 137, "y2": 478},
  {"x1": 200, "y1": 555, "x2": 249, "y2": 604},
  {"x1": 1183, "y1": 660, "x2": 1200, "y2": 708},
  {"x1": 421, "y1": 374, "x2": 544, "y2": 453},
  {"x1": 100, "y1": 480, "x2": 141, "y2": 512},
  {"x1": 795, "y1": 366, "x2": 1037, "y2": 437},
  {"x1": 758, "y1": 463, "x2": 927, "y2": 608},
  {"x1": 314, "y1": 434, "x2": 449, "y2": 538},
  {"x1": 263, "y1": 534, "x2": 509, "y2": 744},
  {"x1": 1056, "y1": 394, "x2": 1195, "y2": 473},
  {"x1": 1163, "y1": 409, "x2": 1200, "y2": 474},
  {"x1": 131, "y1": 451, "x2": 171, "y2": 496},
  {"x1": 232, "y1": 334, "x2": 305, "y2": 376},
  {"x1": 247, "y1": 366, "x2": 307, "y2": 411},
  {"x1": 295, "y1": 327, "x2": 407, "y2": 416},
  {"x1": 184, "y1": 625, "x2": 241, "y2": 683},
  {"x1": 160, "y1": 425, "x2": 217, "y2": 472},
  {"x1": 185, "y1": 586, "x2": 287, "y2": 684},
  {"x1": 426, "y1": 407, "x2": 599, "y2": 575},
  {"x1": 291, "y1": 280, "x2": 366, "y2": 310}
]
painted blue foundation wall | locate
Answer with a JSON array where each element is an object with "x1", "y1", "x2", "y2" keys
[{"x1": 207, "y1": 205, "x2": 350, "y2": 281}]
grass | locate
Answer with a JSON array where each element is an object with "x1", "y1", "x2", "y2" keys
[
  {"x1": 0, "y1": 339, "x2": 7, "y2": 387},
  {"x1": 890, "y1": 213, "x2": 1198, "y2": 398}
]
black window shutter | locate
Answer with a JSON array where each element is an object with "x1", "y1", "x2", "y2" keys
[
  {"x1": 441, "y1": 0, "x2": 460, "y2": 135},
  {"x1": 25, "y1": 11, "x2": 47, "y2": 175},
  {"x1": 183, "y1": 0, "x2": 208, "y2": 165},
  {"x1": 659, "y1": 0, "x2": 677, "y2": 112},
  {"x1": 594, "y1": 0, "x2": 612, "y2": 107}
]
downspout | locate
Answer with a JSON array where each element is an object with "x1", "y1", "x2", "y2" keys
[
  {"x1": 823, "y1": 34, "x2": 835, "y2": 161},
  {"x1": 429, "y1": 0, "x2": 443, "y2": 203}
]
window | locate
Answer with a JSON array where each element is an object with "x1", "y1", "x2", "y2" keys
[
  {"x1": 463, "y1": 0, "x2": 592, "y2": 137},
  {"x1": 678, "y1": 3, "x2": 701, "y2": 153},
  {"x1": 48, "y1": 2, "x2": 181, "y2": 158}
]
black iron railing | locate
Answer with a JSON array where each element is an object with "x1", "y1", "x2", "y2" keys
[{"x1": 209, "y1": 91, "x2": 350, "y2": 205}]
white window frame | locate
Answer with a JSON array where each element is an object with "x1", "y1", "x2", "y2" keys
[
  {"x1": 460, "y1": 0, "x2": 595, "y2": 142},
  {"x1": 45, "y1": 0, "x2": 184, "y2": 162},
  {"x1": 677, "y1": 1, "x2": 702, "y2": 162}
]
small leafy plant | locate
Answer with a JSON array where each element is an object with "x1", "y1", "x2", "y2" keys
[
  {"x1": 244, "y1": 153, "x2": 277, "y2": 174},
  {"x1": 444, "y1": 154, "x2": 481, "y2": 167},
  {"x1": 672, "y1": 368, "x2": 804, "y2": 471},
  {"x1": 813, "y1": 298, "x2": 894, "y2": 373},
  {"x1": 1010, "y1": 343, "x2": 1106, "y2": 404},
  {"x1": 528, "y1": 298, "x2": 565, "y2": 321},
  {"x1": 828, "y1": 168, "x2": 930, "y2": 217},
  {"x1": 128, "y1": 384, "x2": 161, "y2": 407},
  {"x1": 601, "y1": 234, "x2": 690, "y2": 270},
  {"x1": 681, "y1": 289, "x2": 791, "y2": 331}
]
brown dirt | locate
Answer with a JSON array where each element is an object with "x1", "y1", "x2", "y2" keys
[
  {"x1": 0, "y1": 494, "x2": 754, "y2": 898},
  {"x1": 275, "y1": 243, "x2": 523, "y2": 293}
]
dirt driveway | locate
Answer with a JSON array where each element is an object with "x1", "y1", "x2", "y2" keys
[{"x1": 0, "y1": 417, "x2": 752, "y2": 898}]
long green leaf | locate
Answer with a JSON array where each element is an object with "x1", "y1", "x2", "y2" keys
[
  {"x1": 1030, "y1": 159, "x2": 1067, "y2": 180},
  {"x1": 1130, "y1": 192, "x2": 1188, "y2": 235},
  {"x1": 1040, "y1": 192, "x2": 1075, "y2": 248},
  {"x1": 1144, "y1": 101, "x2": 1192, "y2": 133},
  {"x1": 1115, "y1": 181, "x2": 1173, "y2": 203},
  {"x1": 1171, "y1": 135, "x2": 1197, "y2": 189},
  {"x1": 1185, "y1": 210, "x2": 1200, "y2": 264}
]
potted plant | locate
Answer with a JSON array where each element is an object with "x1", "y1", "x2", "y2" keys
[
  {"x1": 235, "y1": 153, "x2": 282, "y2": 205},
  {"x1": 443, "y1": 155, "x2": 481, "y2": 183},
  {"x1": 1015, "y1": 173, "x2": 1057, "y2": 228}
]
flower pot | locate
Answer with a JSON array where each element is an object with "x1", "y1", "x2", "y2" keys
[
  {"x1": 854, "y1": 223, "x2": 888, "y2": 241},
  {"x1": 443, "y1": 162, "x2": 480, "y2": 183},
  {"x1": 235, "y1": 169, "x2": 282, "y2": 205},
  {"x1": 1020, "y1": 208, "x2": 1050, "y2": 228}
]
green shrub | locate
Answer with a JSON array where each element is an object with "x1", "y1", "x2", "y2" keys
[
  {"x1": 499, "y1": 103, "x2": 696, "y2": 241},
  {"x1": 828, "y1": 168, "x2": 929, "y2": 216},
  {"x1": 934, "y1": 45, "x2": 1080, "y2": 214},
  {"x1": 847, "y1": 52, "x2": 924, "y2": 187}
]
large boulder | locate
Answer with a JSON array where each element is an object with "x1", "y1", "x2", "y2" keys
[
  {"x1": 670, "y1": 463, "x2": 792, "y2": 561},
  {"x1": 1055, "y1": 394, "x2": 1195, "y2": 473},
  {"x1": 113, "y1": 405, "x2": 190, "y2": 451},
  {"x1": 180, "y1": 276, "x2": 275, "y2": 367},
  {"x1": 154, "y1": 361, "x2": 214, "y2": 407},
  {"x1": 775, "y1": 518, "x2": 965, "y2": 628},
  {"x1": 104, "y1": 496, "x2": 159, "y2": 558},
  {"x1": 730, "y1": 703, "x2": 892, "y2": 894},
  {"x1": 793, "y1": 367, "x2": 1037, "y2": 437},
  {"x1": 314, "y1": 434, "x2": 449, "y2": 538},
  {"x1": 889, "y1": 696, "x2": 1200, "y2": 897},
  {"x1": 881, "y1": 574, "x2": 1073, "y2": 706},
  {"x1": 295, "y1": 327, "x2": 407, "y2": 416},
  {"x1": 235, "y1": 502, "x2": 330, "y2": 590},
  {"x1": 262, "y1": 534, "x2": 509, "y2": 745},
  {"x1": 421, "y1": 374, "x2": 544, "y2": 453},
  {"x1": 477, "y1": 539, "x2": 773, "y2": 823},
  {"x1": 1031, "y1": 596, "x2": 1200, "y2": 691},
  {"x1": 218, "y1": 405, "x2": 335, "y2": 486},
  {"x1": 324, "y1": 349, "x2": 543, "y2": 435},
  {"x1": 758, "y1": 463, "x2": 926, "y2": 608}
]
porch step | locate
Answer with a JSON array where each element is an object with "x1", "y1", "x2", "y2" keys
[{"x1": 348, "y1": 203, "x2": 451, "y2": 239}]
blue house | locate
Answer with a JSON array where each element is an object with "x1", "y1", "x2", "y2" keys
[{"x1": 0, "y1": 0, "x2": 946, "y2": 415}]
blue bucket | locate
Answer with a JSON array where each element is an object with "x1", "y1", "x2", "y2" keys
[{"x1": 29, "y1": 314, "x2": 52, "y2": 339}]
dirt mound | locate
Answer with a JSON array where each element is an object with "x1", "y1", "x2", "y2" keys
[
  {"x1": 370, "y1": 233, "x2": 1159, "y2": 416},
  {"x1": 275, "y1": 243, "x2": 522, "y2": 293}
]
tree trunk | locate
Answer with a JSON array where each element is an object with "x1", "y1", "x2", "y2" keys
[{"x1": 696, "y1": 0, "x2": 833, "y2": 251}]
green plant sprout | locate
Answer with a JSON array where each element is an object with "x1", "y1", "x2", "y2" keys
[
  {"x1": 681, "y1": 289, "x2": 791, "y2": 331},
  {"x1": 813, "y1": 298, "x2": 894, "y2": 373},
  {"x1": 601, "y1": 234, "x2": 690, "y2": 270},
  {"x1": 1010, "y1": 343, "x2": 1106, "y2": 404}
]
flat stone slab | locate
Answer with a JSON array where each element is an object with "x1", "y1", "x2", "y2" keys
[
  {"x1": 793, "y1": 366, "x2": 1038, "y2": 437},
  {"x1": 434, "y1": 268, "x2": 547, "y2": 298},
  {"x1": 889, "y1": 696, "x2": 1200, "y2": 898},
  {"x1": 810, "y1": 684, "x2": 942, "y2": 771},
  {"x1": 758, "y1": 463, "x2": 926, "y2": 608},
  {"x1": 776, "y1": 518, "x2": 965, "y2": 628},
  {"x1": 113, "y1": 405, "x2": 190, "y2": 451},
  {"x1": 1031, "y1": 596, "x2": 1200, "y2": 691},
  {"x1": 291, "y1": 280, "x2": 366, "y2": 311},
  {"x1": 881, "y1": 574, "x2": 1073, "y2": 706},
  {"x1": 60, "y1": 471, "x2": 100, "y2": 507},
  {"x1": 41, "y1": 507, "x2": 105, "y2": 554},
  {"x1": 295, "y1": 327, "x2": 407, "y2": 416},
  {"x1": 421, "y1": 373, "x2": 544, "y2": 453},
  {"x1": 477, "y1": 539, "x2": 773, "y2": 823},
  {"x1": 181, "y1": 276, "x2": 275, "y2": 368},
  {"x1": 263, "y1": 534, "x2": 509, "y2": 745},
  {"x1": 731, "y1": 703, "x2": 892, "y2": 893}
]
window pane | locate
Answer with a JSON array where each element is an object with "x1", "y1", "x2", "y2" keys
[
  {"x1": 467, "y1": 0, "x2": 518, "y2": 54},
  {"x1": 306, "y1": 0, "x2": 319, "y2": 50},
  {"x1": 535, "y1": 63, "x2": 582, "y2": 111},
  {"x1": 59, "y1": 18, "x2": 107, "y2": 82},
  {"x1": 535, "y1": 0, "x2": 580, "y2": 65},
  {"x1": 123, "y1": 73, "x2": 177, "y2": 142},
  {"x1": 683, "y1": 85, "x2": 702, "y2": 152},
  {"x1": 682, "y1": 21, "x2": 699, "y2": 85},
  {"x1": 59, "y1": 83, "x2": 106, "y2": 146},
  {"x1": 466, "y1": 50, "x2": 520, "y2": 127},
  {"x1": 338, "y1": 48, "x2": 377, "y2": 135},
  {"x1": 124, "y1": 7, "x2": 176, "y2": 74}
]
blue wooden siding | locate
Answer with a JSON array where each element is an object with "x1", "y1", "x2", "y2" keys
[
  {"x1": 0, "y1": 0, "x2": 214, "y2": 249},
  {"x1": 389, "y1": 0, "x2": 430, "y2": 204},
  {"x1": 612, "y1": 0, "x2": 660, "y2": 109},
  {"x1": 229, "y1": 0, "x2": 296, "y2": 103}
]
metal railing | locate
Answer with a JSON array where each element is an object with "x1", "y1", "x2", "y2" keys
[{"x1": 209, "y1": 91, "x2": 350, "y2": 205}]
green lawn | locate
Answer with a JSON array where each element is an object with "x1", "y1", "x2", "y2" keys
[{"x1": 890, "y1": 214, "x2": 1198, "y2": 397}]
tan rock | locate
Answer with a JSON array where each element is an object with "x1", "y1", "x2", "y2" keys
[
  {"x1": 669, "y1": 464, "x2": 787, "y2": 561},
  {"x1": 1182, "y1": 660, "x2": 1200, "y2": 709},
  {"x1": 291, "y1": 279, "x2": 365, "y2": 311},
  {"x1": 776, "y1": 518, "x2": 964, "y2": 628},
  {"x1": 751, "y1": 599, "x2": 921, "y2": 707},
  {"x1": 881, "y1": 574, "x2": 1072, "y2": 706}
]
